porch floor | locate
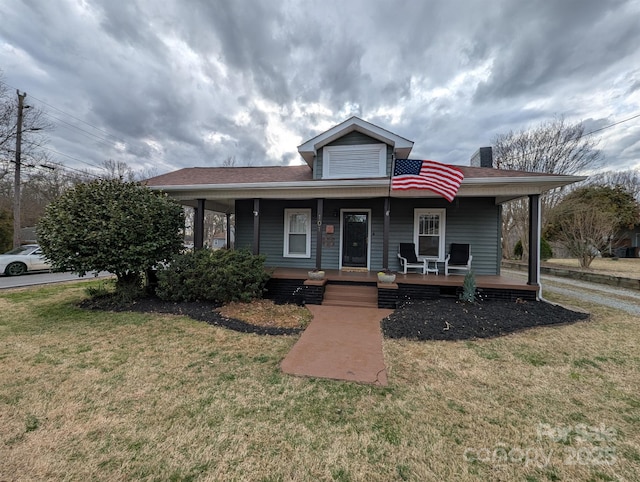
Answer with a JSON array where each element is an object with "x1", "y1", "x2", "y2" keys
[{"x1": 269, "y1": 267, "x2": 538, "y2": 292}]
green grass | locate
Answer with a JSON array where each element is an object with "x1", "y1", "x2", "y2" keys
[{"x1": 0, "y1": 281, "x2": 638, "y2": 481}]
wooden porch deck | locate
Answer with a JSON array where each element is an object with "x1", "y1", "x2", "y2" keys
[{"x1": 269, "y1": 267, "x2": 538, "y2": 292}]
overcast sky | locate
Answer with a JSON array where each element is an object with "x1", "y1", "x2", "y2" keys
[{"x1": 1, "y1": 0, "x2": 639, "y2": 178}]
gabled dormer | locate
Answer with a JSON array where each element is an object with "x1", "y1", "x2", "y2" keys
[{"x1": 297, "y1": 116, "x2": 414, "y2": 180}]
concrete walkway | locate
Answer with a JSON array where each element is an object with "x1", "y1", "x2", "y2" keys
[{"x1": 281, "y1": 305, "x2": 393, "y2": 385}]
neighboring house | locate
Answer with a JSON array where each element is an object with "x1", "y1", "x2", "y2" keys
[
  {"x1": 146, "y1": 117, "x2": 584, "y2": 303},
  {"x1": 615, "y1": 225, "x2": 640, "y2": 257},
  {"x1": 211, "y1": 232, "x2": 227, "y2": 249}
]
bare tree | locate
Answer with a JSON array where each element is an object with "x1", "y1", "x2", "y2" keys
[
  {"x1": 493, "y1": 117, "x2": 602, "y2": 260},
  {"x1": 548, "y1": 185, "x2": 639, "y2": 266},
  {"x1": 584, "y1": 169, "x2": 640, "y2": 202},
  {"x1": 549, "y1": 200, "x2": 616, "y2": 268},
  {"x1": 221, "y1": 155, "x2": 236, "y2": 167},
  {"x1": 0, "y1": 75, "x2": 53, "y2": 179},
  {"x1": 204, "y1": 211, "x2": 225, "y2": 243},
  {"x1": 101, "y1": 159, "x2": 136, "y2": 181}
]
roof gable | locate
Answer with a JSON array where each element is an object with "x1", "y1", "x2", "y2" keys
[{"x1": 297, "y1": 116, "x2": 414, "y2": 166}]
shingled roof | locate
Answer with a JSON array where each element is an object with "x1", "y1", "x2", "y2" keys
[
  {"x1": 145, "y1": 165, "x2": 313, "y2": 186},
  {"x1": 145, "y1": 164, "x2": 556, "y2": 187}
]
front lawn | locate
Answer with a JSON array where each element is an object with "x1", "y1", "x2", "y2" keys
[{"x1": 1, "y1": 283, "x2": 638, "y2": 481}]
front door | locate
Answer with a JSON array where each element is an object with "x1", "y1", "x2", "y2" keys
[{"x1": 342, "y1": 211, "x2": 369, "y2": 268}]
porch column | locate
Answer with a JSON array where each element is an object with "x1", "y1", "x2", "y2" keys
[
  {"x1": 383, "y1": 197, "x2": 390, "y2": 268},
  {"x1": 226, "y1": 212, "x2": 232, "y2": 249},
  {"x1": 527, "y1": 194, "x2": 541, "y2": 288},
  {"x1": 252, "y1": 199, "x2": 260, "y2": 255},
  {"x1": 194, "y1": 198, "x2": 205, "y2": 249},
  {"x1": 315, "y1": 198, "x2": 323, "y2": 269}
]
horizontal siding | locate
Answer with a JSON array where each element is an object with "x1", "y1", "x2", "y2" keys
[
  {"x1": 260, "y1": 200, "x2": 317, "y2": 269},
  {"x1": 236, "y1": 197, "x2": 500, "y2": 274},
  {"x1": 234, "y1": 199, "x2": 254, "y2": 251},
  {"x1": 387, "y1": 197, "x2": 500, "y2": 275},
  {"x1": 446, "y1": 198, "x2": 500, "y2": 274},
  {"x1": 328, "y1": 131, "x2": 378, "y2": 146}
]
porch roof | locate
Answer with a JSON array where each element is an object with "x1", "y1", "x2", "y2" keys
[{"x1": 145, "y1": 164, "x2": 586, "y2": 211}]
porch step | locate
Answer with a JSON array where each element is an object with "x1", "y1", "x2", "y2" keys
[{"x1": 322, "y1": 284, "x2": 378, "y2": 308}]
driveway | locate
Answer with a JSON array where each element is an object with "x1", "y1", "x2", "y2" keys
[{"x1": 503, "y1": 269, "x2": 640, "y2": 316}]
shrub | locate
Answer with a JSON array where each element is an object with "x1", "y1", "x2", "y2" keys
[
  {"x1": 37, "y1": 179, "x2": 184, "y2": 295},
  {"x1": 541, "y1": 238, "x2": 553, "y2": 260},
  {"x1": 156, "y1": 248, "x2": 270, "y2": 303},
  {"x1": 459, "y1": 271, "x2": 477, "y2": 303},
  {"x1": 513, "y1": 238, "x2": 553, "y2": 260},
  {"x1": 514, "y1": 240, "x2": 523, "y2": 259},
  {"x1": 0, "y1": 209, "x2": 11, "y2": 253}
]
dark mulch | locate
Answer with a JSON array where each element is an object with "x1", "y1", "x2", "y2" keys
[
  {"x1": 382, "y1": 298, "x2": 590, "y2": 341},
  {"x1": 80, "y1": 295, "x2": 590, "y2": 341},
  {"x1": 79, "y1": 296, "x2": 304, "y2": 336}
]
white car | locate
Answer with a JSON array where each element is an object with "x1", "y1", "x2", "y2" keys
[{"x1": 0, "y1": 244, "x2": 51, "y2": 276}]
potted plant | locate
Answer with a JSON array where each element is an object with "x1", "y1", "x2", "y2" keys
[
  {"x1": 308, "y1": 267, "x2": 325, "y2": 280},
  {"x1": 377, "y1": 269, "x2": 396, "y2": 283}
]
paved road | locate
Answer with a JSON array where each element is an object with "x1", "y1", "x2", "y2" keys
[
  {"x1": 0, "y1": 271, "x2": 112, "y2": 289},
  {"x1": 503, "y1": 269, "x2": 640, "y2": 316}
]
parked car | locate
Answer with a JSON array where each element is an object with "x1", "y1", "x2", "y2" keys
[{"x1": 0, "y1": 244, "x2": 51, "y2": 276}]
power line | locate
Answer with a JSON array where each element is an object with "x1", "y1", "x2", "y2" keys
[
  {"x1": 581, "y1": 112, "x2": 640, "y2": 138},
  {"x1": 44, "y1": 160, "x2": 102, "y2": 179},
  {"x1": 36, "y1": 144, "x2": 107, "y2": 171},
  {"x1": 0, "y1": 79, "x2": 127, "y2": 145},
  {"x1": 41, "y1": 111, "x2": 121, "y2": 149}
]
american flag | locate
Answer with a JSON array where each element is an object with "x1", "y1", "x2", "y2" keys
[{"x1": 392, "y1": 159, "x2": 464, "y2": 202}]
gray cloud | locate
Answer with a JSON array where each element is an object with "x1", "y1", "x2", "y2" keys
[{"x1": 0, "y1": 0, "x2": 639, "y2": 176}]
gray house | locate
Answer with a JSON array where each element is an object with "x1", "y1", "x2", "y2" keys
[{"x1": 146, "y1": 117, "x2": 584, "y2": 305}]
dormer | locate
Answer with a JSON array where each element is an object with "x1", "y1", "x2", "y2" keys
[{"x1": 297, "y1": 117, "x2": 414, "y2": 180}]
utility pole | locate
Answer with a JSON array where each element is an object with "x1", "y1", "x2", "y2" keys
[{"x1": 13, "y1": 91, "x2": 26, "y2": 248}]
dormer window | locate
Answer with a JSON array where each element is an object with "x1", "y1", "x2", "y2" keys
[{"x1": 323, "y1": 143, "x2": 387, "y2": 179}]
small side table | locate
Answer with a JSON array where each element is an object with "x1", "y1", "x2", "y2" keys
[{"x1": 425, "y1": 258, "x2": 439, "y2": 275}]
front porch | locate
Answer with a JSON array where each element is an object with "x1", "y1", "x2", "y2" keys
[{"x1": 265, "y1": 268, "x2": 539, "y2": 308}]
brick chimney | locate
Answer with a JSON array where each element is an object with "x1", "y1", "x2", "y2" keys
[{"x1": 470, "y1": 147, "x2": 493, "y2": 168}]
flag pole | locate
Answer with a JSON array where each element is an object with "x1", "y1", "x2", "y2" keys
[
  {"x1": 383, "y1": 155, "x2": 394, "y2": 269},
  {"x1": 388, "y1": 154, "x2": 395, "y2": 198}
]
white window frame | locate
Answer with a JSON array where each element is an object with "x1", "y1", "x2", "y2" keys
[
  {"x1": 283, "y1": 208, "x2": 311, "y2": 258},
  {"x1": 323, "y1": 143, "x2": 387, "y2": 179},
  {"x1": 414, "y1": 209, "x2": 446, "y2": 261}
]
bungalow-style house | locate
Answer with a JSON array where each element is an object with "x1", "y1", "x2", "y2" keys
[{"x1": 146, "y1": 117, "x2": 584, "y2": 307}]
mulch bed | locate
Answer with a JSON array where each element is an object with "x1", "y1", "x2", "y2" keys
[
  {"x1": 382, "y1": 298, "x2": 590, "y2": 341},
  {"x1": 81, "y1": 296, "x2": 590, "y2": 341},
  {"x1": 79, "y1": 297, "x2": 304, "y2": 336}
]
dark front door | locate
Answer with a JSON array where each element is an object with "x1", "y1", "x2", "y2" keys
[{"x1": 342, "y1": 212, "x2": 368, "y2": 268}]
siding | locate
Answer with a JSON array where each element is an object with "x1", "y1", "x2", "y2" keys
[
  {"x1": 387, "y1": 197, "x2": 500, "y2": 274},
  {"x1": 313, "y1": 131, "x2": 394, "y2": 179},
  {"x1": 235, "y1": 197, "x2": 501, "y2": 274},
  {"x1": 234, "y1": 199, "x2": 255, "y2": 251},
  {"x1": 236, "y1": 199, "x2": 319, "y2": 268},
  {"x1": 321, "y1": 198, "x2": 386, "y2": 270}
]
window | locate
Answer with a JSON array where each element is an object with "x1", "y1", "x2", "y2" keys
[
  {"x1": 414, "y1": 209, "x2": 446, "y2": 260},
  {"x1": 284, "y1": 209, "x2": 311, "y2": 258},
  {"x1": 323, "y1": 143, "x2": 386, "y2": 178}
]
